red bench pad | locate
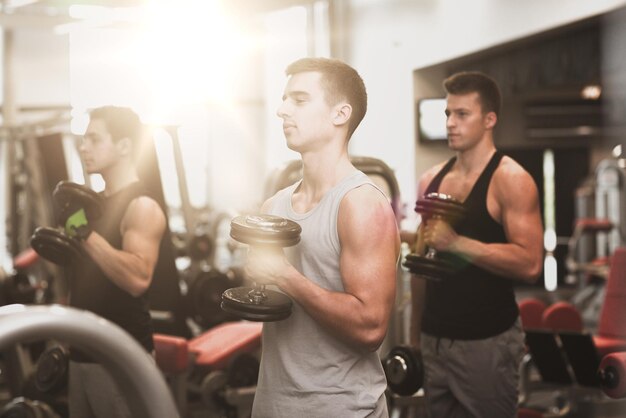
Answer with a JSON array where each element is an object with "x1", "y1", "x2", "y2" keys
[
  {"x1": 154, "y1": 334, "x2": 190, "y2": 374},
  {"x1": 189, "y1": 321, "x2": 262, "y2": 370}
]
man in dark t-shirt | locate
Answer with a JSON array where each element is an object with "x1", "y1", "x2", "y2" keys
[
  {"x1": 67, "y1": 106, "x2": 167, "y2": 418},
  {"x1": 406, "y1": 72, "x2": 544, "y2": 418}
]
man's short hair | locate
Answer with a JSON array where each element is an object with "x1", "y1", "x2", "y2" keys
[
  {"x1": 443, "y1": 71, "x2": 501, "y2": 118},
  {"x1": 286, "y1": 57, "x2": 367, "y2": 139},
  {"x1": 89, "y1": 106, "x2": 142, "y2": 143}
]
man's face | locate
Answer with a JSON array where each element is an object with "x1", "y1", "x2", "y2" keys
[
  {"x1": 79, "y1": 119, "x2": 121, "y2": 175},
  {"x1": 276, "y1": 71, "x2": 336, "y2": 152},
  {"x1": 445, "y1": 92, "x2": 493, "y2": 151}
]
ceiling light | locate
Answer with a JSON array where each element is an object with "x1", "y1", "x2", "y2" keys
[{"x1": 581, "y1": 84, "x2": 602, "y2": 100}]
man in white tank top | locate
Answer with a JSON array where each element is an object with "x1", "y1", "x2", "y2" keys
[{"x1": 245, "y1": 57, "x2": 400, "y2": 418}]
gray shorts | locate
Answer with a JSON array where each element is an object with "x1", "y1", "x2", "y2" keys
[
  {"x1": 69, "y1": 361, "x2": 132, "y2": 418},
  {"x1": 421, "y1": 319, "x2": 525, "y2": 418}
]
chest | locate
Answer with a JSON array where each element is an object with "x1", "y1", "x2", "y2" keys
[
  {"x1": 438, "y1": 171, "x2": 480, "y2": 202},
  {"x1": 437, "y1": 171, "x2": 502, "y2": 223}
]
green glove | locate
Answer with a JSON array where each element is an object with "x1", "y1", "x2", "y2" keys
[{"x1": 64, "y1": 208, "x2": 92, "y2": 240}]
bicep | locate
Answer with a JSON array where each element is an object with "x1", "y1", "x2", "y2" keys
[
  {"x1": 500, "y1": 174, "x2": 543, "y2": 250},
  {"x1": 339, "y1": 188, "x2": 399, "y2": 303},
  {"x1": 121, "y1": 198, "x2": 167, "y2": 266}
]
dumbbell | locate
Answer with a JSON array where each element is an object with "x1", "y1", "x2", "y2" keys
[
  {"x1": 383, "y1": 345, "x2": 424, "y2": 396},
  {"x1": 0, "y1": 272, "x2": 38, "y2": 306},
  {"x1": 186, "y1": 268, "x2": 243, "y2": 328},
  {"x1": 34, "y1": 345, "x2": 69, "y2": 395},
  {"x1": 402, "y1": 192, "x2": 466, "y2": 281},
  {"x1": 0, "y1": 397, "x2": 60, "y2": 418},
  {"x1": 30, "y1": 181, "x2": 103, "y2": 266},
  {"x1": 200, "y1": 352, "x2": 260, "y2": 412},
  {"x1": 52, "y1": 181, "x2": 103, "y2": 224},
  {"x1": 30, "y1": 227, "x2": 82, "y2": 267},
  {"x1": 220, "y1": 214, "x2": 301, "y2": 322}
]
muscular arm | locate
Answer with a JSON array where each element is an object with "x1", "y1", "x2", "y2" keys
[
  {"x1": 425, "y1": 160, "x2": 544, "y2": 283},
  {"x1": 81, "y1": 196, "x2": 166, "y2": 297},
  {"x1": 249, "y1": 186, "x2": 400, "y2": 352}
]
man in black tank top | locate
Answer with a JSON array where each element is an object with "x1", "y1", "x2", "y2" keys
[
  {"x1": 406, "y1": 72, "x2": 544, "y2": 417},
  {"x1": 67, "y1": 106, "x2": 168, "y2": 418}
]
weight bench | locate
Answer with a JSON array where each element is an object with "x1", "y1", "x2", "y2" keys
[
  {"x1": 525, "y1": 330, "x2": 606, "y2": 387},
  {"x1": 153, "y1": 321, "x2": 262, "y2": 417},
  {"x1": 527, "y1": 299, "x2": 626, "y2": 389},
  {"x1": 522, "y1": 249, "x2": 626, "y2": 413}
]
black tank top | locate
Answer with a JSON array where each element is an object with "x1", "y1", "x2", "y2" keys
[
  {"x1": 421, "y1": 151, "x2": 519, "y2": 339},
  {"x1": 70, "y1": 182, "x2": 156, "y2": 361}
]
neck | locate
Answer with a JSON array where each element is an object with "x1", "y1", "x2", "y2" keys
[
  {"x1": 101, "y1": 163, "x2": 139, "y2": 196},
  {"x1": 298, "y1": 142, "x2": 355, "y2": 201},
  {"x1": 455, "y1": 137, "x2": 496, "y2": 175}
]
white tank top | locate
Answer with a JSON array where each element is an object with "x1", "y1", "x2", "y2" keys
[{"x1": 251, "y1": 170, "x2": 389, "y2": 418}]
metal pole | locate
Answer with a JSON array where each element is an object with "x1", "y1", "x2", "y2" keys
[{"x1": 166, "y1": 126, "x2": 194, "y2": 233}]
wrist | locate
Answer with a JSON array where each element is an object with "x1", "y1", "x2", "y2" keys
[
  {"x1": 74, "y1": 225, "x2": 93, "y2": 241},
  {"x1": 448, "y1": 235, "x2": 464, "y2": 253},
  {"x1": 274, "y1": 263, "x2": 297, "y2": 291}
]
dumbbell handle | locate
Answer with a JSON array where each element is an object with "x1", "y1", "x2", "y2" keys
[
  {"x1": 248, "y1": 284, "x2": 268, "y2": 304},
  {"x1": 415, "y1": 224, "x2": 426, "y2": 254},
  {"x1": 245, "y1": 244, "x2": 274, "y2": 305},
  {"x1": 385, "y1": 355, "x2": 408, "y2": 385},
  {"x1": 415, "y1": 223, "x2": 437, "y2": 259}
]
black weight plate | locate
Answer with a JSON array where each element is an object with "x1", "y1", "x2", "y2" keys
[
  {"x1": 35, "y1": 346, "x2": 68, "y2": 394},
  {"x1": 403, "y1": 254, "x2": 453, "y2": 281},
  {"x1": 230, "y1": 215, "x2": 301, "y2": 247},
  {"x1": 221, "y1": 287, "x2": 292, "y2": 322},
  {"x1": 415, "y1": 193, "x2": 466, "y2": 222},
  {"x1": 0, "y1": 399, "x2": 33, "y2": 418},
  {"x1": 221, "y1": 287, "x2": 292, "y2": 313},
  {"x1": 5, "y1": 273, "x2": 37, "y2": 305},
  {"x1": 0, "y1": 397, "x2": 57, "y2": 418},
  {"x1": 188, "y1": 232, "x2": 215, "y2": 261},
  {"x1": 189, "y1": 270, "x2": 233, "y2": 327},
  {"x1": 384, "y1": 345, "x2": 423, "y2": 396},
  {"x1": 200, "y1": 370, "x2": 229, "y2": 411},
  {"x1": 30, "y1": 227, "x2": 81, "y2": 266},
  {"x1": 227, "y1": 353, "x2": 259, "y2": 388},
  {"x1": 220, "y1": 302, "x2": 291, "y2": 322},
  {"x1": 415, "y1": 201, "x2": 465, "y2": 218},
  {"x1": 53, "y1": 181, "x2": 103, "y2": 222},
  {"x1": 599, "y1": 366, "x2": 619, "y2": 389}
]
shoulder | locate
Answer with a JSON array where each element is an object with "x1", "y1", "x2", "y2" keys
[
  {"x1": 494, "y1": 156, "x2": 535, "y2": 186},
  {"x1": 128, "y1": 195, "x2": 163, "y2": 211},
  {"x1": 260, "y1": 182, "x2": 298, "y2": 213},
  {"x1": 417, "y1": 161, "x2": 447, "y2": 195},
  {"x1": 340, "y1": 183, "x2": 396, "y2": 225},
  {"x1": 126, "y1": 196, "x2": 166, "y2": 223},
  {"x1": 492, "y1": 155, "x2": 539, "y2": 201},
  {"x1": 338, "y1": 183, "x2": 397, "y2": 250}
]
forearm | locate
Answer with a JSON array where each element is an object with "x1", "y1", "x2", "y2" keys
[
  {"x1": 279, "y1": 268, "x2": 391, "y2": 352},
  {"x1": 82, "y1": 233, "x2": 152, "y2": 296},
  {"x1": 450, "y1": 236, "x2": 542, "y2": 283}
]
